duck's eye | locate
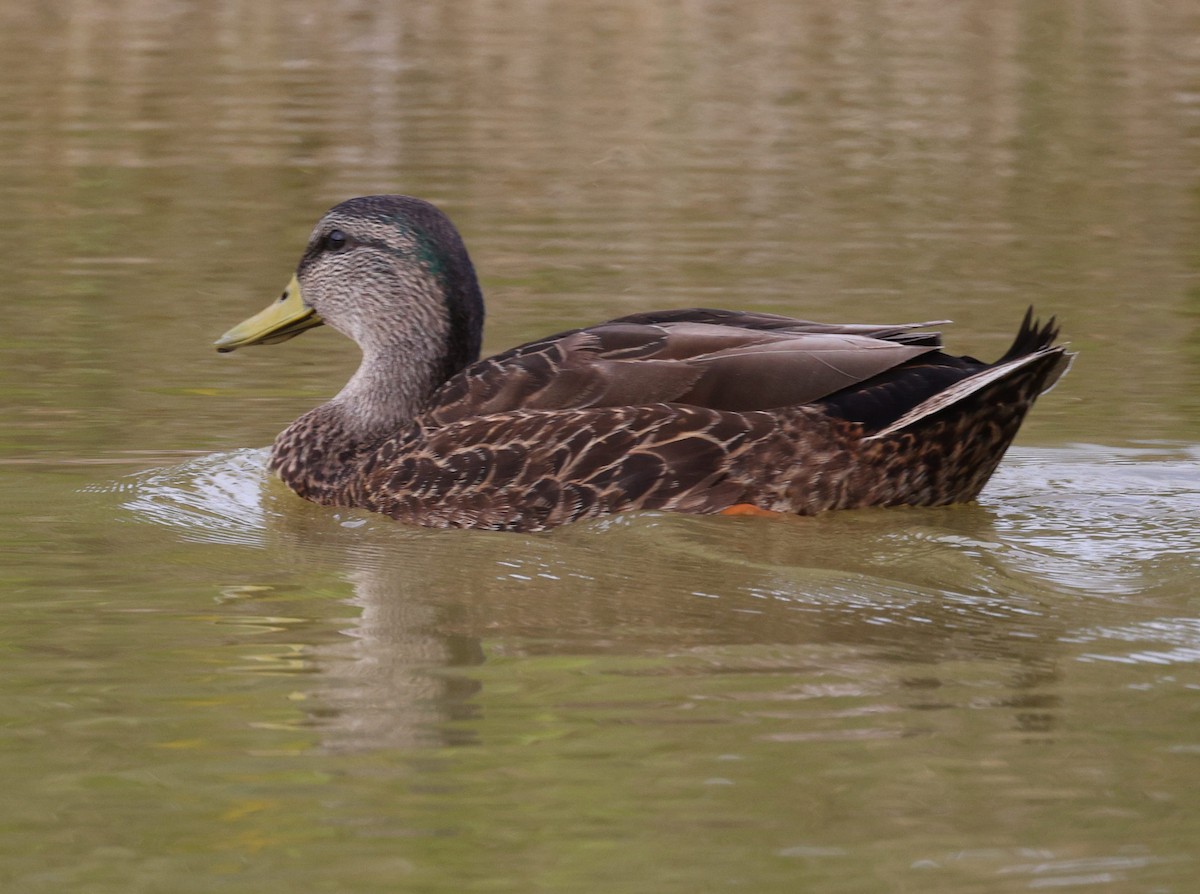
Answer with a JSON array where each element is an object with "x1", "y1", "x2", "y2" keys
[{"x1": 323, "y1": 229, "x2": 349, "y2": 253}]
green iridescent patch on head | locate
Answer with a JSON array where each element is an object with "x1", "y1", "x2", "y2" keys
[{"x1": 411, "y1": 225, "x2": 449, "y2": 283}]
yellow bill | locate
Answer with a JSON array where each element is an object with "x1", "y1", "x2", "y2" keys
[{"x1": 214, "y1": 275, "x2": 324, "y2": 353}]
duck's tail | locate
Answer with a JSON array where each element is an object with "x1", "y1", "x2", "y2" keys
[
  {"x1": 858, "y1": 308, "x2": 1073, "y2": 506},
  {"x1": 867, "y1": 308, "x2": 1071, "y2": 441}
]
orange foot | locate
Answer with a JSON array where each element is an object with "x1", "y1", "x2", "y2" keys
[{"x1": 718, "y1": 503, "x2": 787, "y2": 518}]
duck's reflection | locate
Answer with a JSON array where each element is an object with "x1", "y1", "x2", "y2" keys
[
  {"x1": 319, "y1": 565, "x2": 485, "y2": 751},
  {"x1": 257, "y1": 502, "x2": 1068, "y2": 753}
]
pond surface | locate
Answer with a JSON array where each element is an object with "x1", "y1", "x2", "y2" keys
[{"x1": 3, "y1": 2, "x2": 1200, "y2": 891}]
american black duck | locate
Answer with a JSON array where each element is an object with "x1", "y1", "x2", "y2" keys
[{"x1": 216, "y1": 195, "x2": 1071, "y2": 532}]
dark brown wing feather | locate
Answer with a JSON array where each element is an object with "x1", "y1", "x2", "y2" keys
[{"x1": 426, "y1": 310, "x2": 946, "y2": 426}]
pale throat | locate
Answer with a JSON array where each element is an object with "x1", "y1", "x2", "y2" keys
[{"x1": 327, "y1": 330, "x2": 448, "y2": 442}]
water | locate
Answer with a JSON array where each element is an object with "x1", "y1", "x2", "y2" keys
[{"x1": 3, "y1": 2, "x2": 1200, "y2": 891}]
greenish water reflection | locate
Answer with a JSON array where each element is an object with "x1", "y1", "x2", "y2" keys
[{"x1": 3, "y1": 1, "x2": 1200, "y2": 891}]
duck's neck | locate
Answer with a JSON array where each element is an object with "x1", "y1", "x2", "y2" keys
[{"x1": 332, "y1": 338, "x2": 445, "y2": 439}]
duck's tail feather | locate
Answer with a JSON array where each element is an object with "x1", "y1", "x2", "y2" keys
[
  {"x1": 866, "y1": 307, "x2": 1072, "y2": 442},
  {"x1": 848, "y1": 309, "x2": 1072, "y2": 507},
  {"x1": 996, "y1": 306, "x2": 1063, "y2": 364}
]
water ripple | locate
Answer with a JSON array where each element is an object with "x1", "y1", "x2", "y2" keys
[
  {"x1": 108, "y1": 448, "x2": 274, "y2": 548},
  {"x1": 983, "y1": 444, "x2": 1200, "y2": 597}
]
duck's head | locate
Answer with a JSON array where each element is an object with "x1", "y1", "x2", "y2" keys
[{"x1": 215, "y1": 196, "x2": 485, "y2": 386}]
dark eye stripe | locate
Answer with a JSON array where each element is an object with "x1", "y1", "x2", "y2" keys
[{"x1": 296, "y1": 233, "x2": 406, "y2": 277}]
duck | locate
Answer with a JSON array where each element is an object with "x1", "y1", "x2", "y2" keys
[{"x1": 214, "y1": 195, "x2": 1071, "y2": 533}]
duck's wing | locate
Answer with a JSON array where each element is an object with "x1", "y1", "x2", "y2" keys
[{"x1": 425, "y1": 309, "x2": 948, "y2": 425}]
